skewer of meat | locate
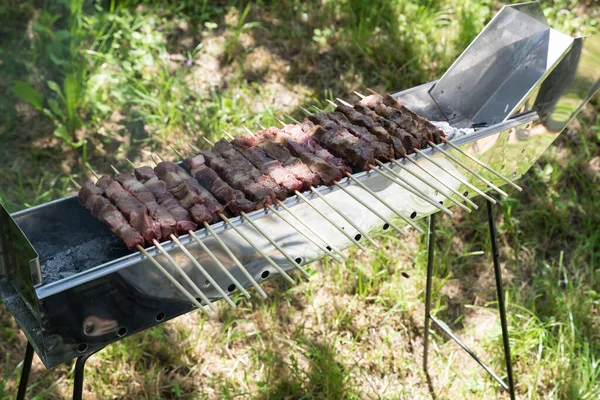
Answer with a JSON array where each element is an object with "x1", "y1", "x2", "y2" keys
[
  {"x1": 130, "y1": 157, "x2": 255, "y2": 302},
  {"x1": 127, "y1": 160, "x2": 198, "y2": 233},
  {"x1": 77, "y1": 181, "x2": 144, "y2": 250},
  {"x1": 73, "y1": 179, "x2": 211, "y2": 315},
  {"x1": 95, "y1": 174, "x2": 161, "y2": 243},
  {"x1": 220, "y1": 130, "x2": 359, "y2": 259}
]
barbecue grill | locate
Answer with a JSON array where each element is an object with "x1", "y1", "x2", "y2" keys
[{"x1": 2, "y1": 3, "x2": 599, "y2": 399}]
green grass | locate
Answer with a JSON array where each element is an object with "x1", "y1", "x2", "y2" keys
[{"x1": 1, "y1": 0, "x2": 599, "y2": 398}]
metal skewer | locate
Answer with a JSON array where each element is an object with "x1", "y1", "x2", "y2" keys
[
  {"x1": 266, "y1": 204, "x2": 344, "y2": 264},
  {"x1": 284, "y1": 114, "x2": 301, "y2": 124},
  {"x1": 299, "y1": 106, "x2": 313, "y2": 116},
  {"x1": 185, "y1": 231, "x2": 251, "y2": 299},
  {"x1": 137, "y1": 245, "x2": 211, "y2": 316},
  {"x1": 386, "y1": 159, "x2": 472, "y2": 212},
  {"x1": 354, "y1": 91, "x2": 366, "y2": 99},
  {"x1": 170, "y1": 234, "x2": 238, "y2": 307},
  {"x1": 427, "y1": 141, "x2": 509, "y2": 197},
  {"x1": 152, "y1": 239, "x2": 217, "y2": 313},
  {"x1": 89, "y1": 168, "x2": 100, "y2": 179},
  {"x1": 414, "y1": 149, "x2": 497, "y2": 204},
  {"x1": 369, "y1": 163, "x2": 453, "y2": 216},
  {"x1": 332, "y1": 181, "x2": 412, "y2": 235},
  {"x1": 202, "y1": 137, "x2": 214, "y2": 147},
  {"x1": 203, "y1": 221, "x2": 267, "y2": 299},
  {"x1": 239, "y1": 211, "x2": 310, "y2": 279},
  {"x1": 440, "y1": 138, "x2": 522, "y2": 191},
  {"x1": 393, "y1": 158, "x2": 478, "y2": 210},
  {"x1": 275, "y1": 200, "x2": 348, "y2": 260},
  {"x1": 308, "y1": 188, "x2": 381, "y2": 247},
  {"x1": 294, "y1": 190, "x2": 368, "y2": 251},
  {"x1": 218, "y1": 213, "x2": 296, "y2": 285}
]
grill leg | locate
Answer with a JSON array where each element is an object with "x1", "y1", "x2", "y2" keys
[
  {"x1": 16, "y1": 342, "x2": 34, "y2": 400},
  {"x1": 487, "y1": 199, "x2": 516, "y2": 400},
  {"x1": 423, "y1": 213, "x2": 436, "y2": 372},
  {"x1": 73, "y1": 346, "x2": 105, "y2": 400}
]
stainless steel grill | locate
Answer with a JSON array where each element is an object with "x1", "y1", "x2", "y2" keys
[{"x1": 1, "y1": 2, "x2": 598, "y2": 399}]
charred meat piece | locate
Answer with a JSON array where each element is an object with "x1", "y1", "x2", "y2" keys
[
  {"x1": 381, "y1": 94, "x2": 444, "y2": 144},
  {"x1": 96, "y1": 175, "x2": 161, "y2": 243},
  {"x1": 233, "y1": 134, "x2": 320, "y2": 191},
  {"x1": 134, "y1": 168, "x2": 197, "y2": 233},
  {"x1": 231, "y1": 137, "x2": 303, "y2": 193},
  {"x1": 308, "y1": 113, "x2": 376, "y2": 170},
  {"x1": 203, "y1": 150, "x2": 271, "y2": 208},
  {"x1": 154, "y1": 162, "x2": 215, "y2": 224},
  {"x1": 262, "y1": 128, "x2": 342, "y2": 186},
  {"x1": 360, "y1": 94, "x2": 428, "y2": 147},
  {"x1": 324, "y1": 111, "x2": 394, "y2": 160},
  {"x1": 279, "y1": 122, "x2": 352, "y2": 175},
  {"x1": 213, "y1": 139, "x2": 287, "y2": 202},
  {"x1": 115, "y1": 172, "x2": 177, "y2": 238},
  {"x1": 78, "y1": 182, "x2": 145, "y2": 250},
  {"x1": 183, "y1": 154, "x2": 255, "y2": 214},
  {"x1": 354, "y1": 103, "x2": 417, "y2": 155},
  {"x1": 173, "y1": 163, "x2": 225, "y2": 221},
  {"x1": 251, "y1": 132, "x2": 321, "y2": 190},
  {"x1": 338, "y1": 104, "x2": 407, "y2": 158}
]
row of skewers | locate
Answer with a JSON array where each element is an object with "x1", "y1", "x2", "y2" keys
[{"x1": 72, "y1": 90, "x2": 521, "y2": 315}]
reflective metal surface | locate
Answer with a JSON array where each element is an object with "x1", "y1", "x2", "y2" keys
[
  {"x1": 429, "y1": 2, "x2": 573, "y2": 127},
  {"x1": 1, "y1": 1, "x2": 598, "y2": 368}
]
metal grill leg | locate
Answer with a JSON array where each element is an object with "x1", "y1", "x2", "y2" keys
[
  {"x1": 422, "y1": 201, "x2": 516, "y2": 399},
  {"x1": 73, "y1": 347, "x2": 104, "y2": 400},
  {"x1": 423, "y1": 213, "x2": 436, "y2": 372},
  {"x1": 16, "y1": 342, "x2": 34, "y2": 400},
  {"x1": 487, "y1": 199, "x2": 516, "y2": 400}
]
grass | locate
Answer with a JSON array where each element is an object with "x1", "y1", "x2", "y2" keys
[{"x1": 1, "y1": 0, "x2": 599, "y2": 398}]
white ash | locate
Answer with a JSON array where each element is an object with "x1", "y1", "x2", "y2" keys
[{"x1": 432, "y1": 121, "x2": 474, "y2": 141}]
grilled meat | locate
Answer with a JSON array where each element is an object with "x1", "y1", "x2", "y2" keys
[
  {"x1": 308, "y1": 113, "x2": 377, "y2": 170},
  {"x1": 353, "y1": 104, "x2": 418, "y2": 155},
  {"x1": 324, "y1": 111, "x2": 394, "y2": 160},
  {"x1": 183, "y1": 153, "x2": 256, "y2": 214},
  {"x1": 212, "y1": 139, "x2": 287, "y2": 203},
  {"x1": 115, "y1": 172, "x2": 177, "y2": 238},
  {"x1": 154, "y1": 162, "x2": 215, "y2": 224},
  {"x1": 95, "y1": 175, "x2": 160, "y2": 243},
  {"x1": 231, "y1": 136, "x2": 303, "y2": 193},
  {"x1": 134, "y1": 167, "x2": 197, "y2": 233},
  {"x1": 262, "y1": 127, "x2": 343, "y2": 186},
  {"x1": 78, "y1": 182, "x2": 144, "y2": 250},
  {"x1": 381, "y1": 94, "x2": 444, "y2": 144}
]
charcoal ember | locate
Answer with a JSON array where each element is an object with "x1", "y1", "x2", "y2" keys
[{"x1": 96, "y1": 175, "x2": 161, "y2": 243}]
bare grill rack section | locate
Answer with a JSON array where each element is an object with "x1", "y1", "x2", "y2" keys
[{"x1": 1, "y1": 3, "x2": 599, "y2": 399}]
